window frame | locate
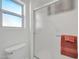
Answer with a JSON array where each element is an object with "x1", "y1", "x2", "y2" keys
[{"x1": 0, "y1": 0, "x2": 25, "y2": 28}]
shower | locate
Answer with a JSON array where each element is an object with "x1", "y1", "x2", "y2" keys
[{"x1": 31, "y1": 0, "x2": 75, "y2": 59}]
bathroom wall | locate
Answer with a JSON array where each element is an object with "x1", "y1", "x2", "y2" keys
[
  {"x1": 0, "y1": 0, "x2": 30, "y2": 59},
  {"x1": 32, "y1": 0, "x2": 78, "y2": 59}
]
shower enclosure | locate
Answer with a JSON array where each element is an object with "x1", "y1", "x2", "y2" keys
[{"x1": 31, "y1": 0, "x2": 76, "y2": 59}]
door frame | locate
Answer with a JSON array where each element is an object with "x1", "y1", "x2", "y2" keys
[{"x1": 30, "y1": 0, "x2": 59, "y2": 59}]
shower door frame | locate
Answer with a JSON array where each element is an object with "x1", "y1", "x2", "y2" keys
[{"x1": 30, "y1": 0, "x2": 59, "y2": 59}]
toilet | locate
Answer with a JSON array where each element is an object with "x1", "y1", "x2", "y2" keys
[{"x1": 5, "y1": 43, "x2": 28, "y2": 59}]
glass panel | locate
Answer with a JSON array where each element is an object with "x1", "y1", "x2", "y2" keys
[
  {"x1": 2, "y1": 0, "x2": 22, "y2": 15},
  {"x1": 2, "y1": 13, "x2": 22, "y2": 27},
  {"x1": 0, "y1": 0, "x2": 2, "y2": 9}
]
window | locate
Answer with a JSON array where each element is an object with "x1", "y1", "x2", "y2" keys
[
  {"x1": 0, "y1": 0, "x2": 24, "y2": 27},
  {"x1": 3, "y1": 13, "x2": 22, "y2": 27}
]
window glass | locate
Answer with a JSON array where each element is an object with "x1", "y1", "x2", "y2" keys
[
  {"x1": 0, "y1": 0, "x2": 2, "y2": 9},
  {"x1": 2, "y1": 13, "x2": 22, "y2": 27},
  {"x1": 2, "y1": 0, "x2": 22, "y2": 15}
]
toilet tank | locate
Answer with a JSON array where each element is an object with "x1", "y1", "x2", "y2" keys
[{"x1": 5, "y1": 43, "x2": 28, "y2": 59}]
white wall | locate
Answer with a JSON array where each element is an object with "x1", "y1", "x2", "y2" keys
[
  {"x1": 0, "y1": 0, "x2": 30, "y2": 59},
  {"x1": 33, "y1": 0, "x2": 78, "y2": 59}
]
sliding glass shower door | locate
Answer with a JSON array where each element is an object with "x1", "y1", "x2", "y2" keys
[{"x1": 33, "y1": 0, "x2": 75, "y2": 59}]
